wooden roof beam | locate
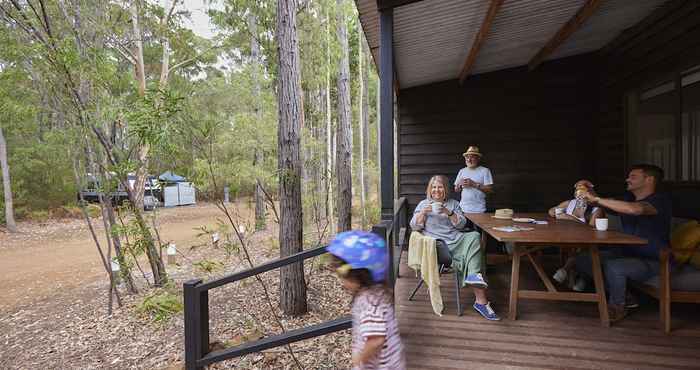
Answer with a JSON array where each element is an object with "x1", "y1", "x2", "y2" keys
[
  {"x1": 377, "y1": 0, "x2": 424, "y2": 11},
  {"x1": 528, "y1": 0, "x2": 602, "y2": 71},
  {"x1": 458, "y1": 0, "x2": 504, "y2": 84}
]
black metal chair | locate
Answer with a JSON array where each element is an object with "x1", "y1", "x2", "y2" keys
[{"x1": 407, "y1": 238, "x2": 464, "y2": 316}]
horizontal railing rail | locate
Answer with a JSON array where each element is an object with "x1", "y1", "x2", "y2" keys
[{"x1": 184, "y1": 196, "x2": 410, "y2": 370}]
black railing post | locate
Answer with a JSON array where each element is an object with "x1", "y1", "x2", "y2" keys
[
  {"x1": 379, "y1": 7, "x2": 394, "y2": 221},
  {"x1": 373, "y1": 220, "x2": 395, "y2": 288},
  {"x1": 184, "y1": 279, "x2": 208, "y2": 370}
]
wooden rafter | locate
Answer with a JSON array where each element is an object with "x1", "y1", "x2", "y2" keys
[
  {"x1": 528, "y1": 0, "x2": 602, "y2": 71},
  {"x1": 458, "y1": 0, "x2": 503, "y2": 84}
]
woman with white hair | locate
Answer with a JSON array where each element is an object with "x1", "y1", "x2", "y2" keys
[{"x1": 410, "y1": 175, "x2": 500, "y2": 321}]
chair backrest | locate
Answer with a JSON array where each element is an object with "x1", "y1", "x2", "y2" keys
[{"x1": 435, "y1": 240, "x2": 452, "y2": 266}]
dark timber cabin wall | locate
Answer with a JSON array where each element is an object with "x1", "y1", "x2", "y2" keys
[
  {"x1": 397, "y1": 54, "x2": 598, "y2": 213},
  {"x1": 597, "y1": 0, "x2": 700, "y2": 219}
]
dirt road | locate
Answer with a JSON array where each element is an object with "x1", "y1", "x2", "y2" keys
[{"x1": 0, "y1": 203, "x2": 248, "y2": 312}]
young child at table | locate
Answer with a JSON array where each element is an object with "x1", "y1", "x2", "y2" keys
[
  {"x1": 327, "y1": 231, "x2": 406, "y2": 370},
  {"x1": 548, "y1": 181, "x2": 605, "y2": 291}
]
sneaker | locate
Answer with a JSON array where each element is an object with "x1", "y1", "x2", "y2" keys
[
  {"x1": 572, "y1": 277, "x2": 586, "y2": 292},
  {"x1": 625, "y1": 292, "x2": 639, "y2": 309},
  {"x1": 552, "y1": 268, "x2": 567, "y2": 284},
  {"x1": 465, "y1": 273, "x2": 488, "y2": 288},
  {"x1": 608, "y1": 304, "x2": 628, "y2": 323},
  {"x1": 473, "y1": 302, "x2": 501, "y2": 321}
]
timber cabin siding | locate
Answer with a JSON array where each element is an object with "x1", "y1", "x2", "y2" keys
[
  {"x1": 597, "y1": 0, "x2": 700, "y2": 219},
  {"x1": 398, "y1": 54, "x2": 598, "y2": 213}
]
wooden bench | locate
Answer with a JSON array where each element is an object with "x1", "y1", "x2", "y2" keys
[{"x1": 634, "y1": 248, "x2": 700, "y2": 333}]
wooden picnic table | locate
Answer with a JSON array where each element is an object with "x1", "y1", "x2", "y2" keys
[{"x1": 465, "y1": 213, "x2": 647, "y2": 327}]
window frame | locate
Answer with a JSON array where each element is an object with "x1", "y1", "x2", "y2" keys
[{"x1": 624, "y1": 66, "x2": 700, "y2": 185}]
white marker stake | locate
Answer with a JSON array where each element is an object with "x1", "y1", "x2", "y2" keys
[
  {"x1": 167, "y1": 243, "x2": 177, "y2": 264},
  {"x1": 111, "y1": 258, "x2": 121, "y2": 284},
  {"x1": 212, "y1": 232, "x2": 220, "y2": 247}
]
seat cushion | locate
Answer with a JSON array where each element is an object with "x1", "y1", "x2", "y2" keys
[
  {"x1": 643, "y1": 264, "x2": 700, "y2": 292},
  {"x1": 670, "y1": 220, "x2": 700, "y2": 264}
]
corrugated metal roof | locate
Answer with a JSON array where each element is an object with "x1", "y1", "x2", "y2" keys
[{"x1": 356, "y1": 0, "x2": 669, "y2": 89}]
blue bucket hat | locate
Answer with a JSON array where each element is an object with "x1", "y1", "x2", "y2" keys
[{"x1": 327, "y1": 230, "x2": 387, "y2": 283}]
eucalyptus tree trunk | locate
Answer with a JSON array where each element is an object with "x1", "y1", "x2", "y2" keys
[
  {"x1": 358, "y1": 21, "x2": 367, "y2": 230},
  {"x1": 361, "y1": 38, "x2": 370, "y2": 197},
  {"x1": 0, "y1": 127, "x2": 17, "y2": 233},
  {"x1": 276, "y1": 0, "x2": 308, "y2": 316},
  {"x1": 335, "y1": 0, "x2": 352, "y2": 232},
  {"x1": 325, "y1": 8, "x2": 335, "y2": 234},
  {"x1": 249, "y1": 13, "x2": 266, "y2": 230},
  {"x1": 130, "y1": 0, "x2": 148, "y2": 211}
]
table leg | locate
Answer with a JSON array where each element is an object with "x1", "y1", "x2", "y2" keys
[
  {"x1": 590, "y1": 246, "x2": 610, "y2": 327},
  {"x1": 508, "y1": 243, "x2": 521, "y2": 320},
  {"x1": 480, "y1": 228, "x2": 487, "y2": 274}
]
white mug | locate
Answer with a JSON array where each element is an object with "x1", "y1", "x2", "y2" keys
[
  {"x1": 595, "y1": 218, "x2": 608, "y2": 231},
  {"x1": 431, "y1": 202, "x2": 443, "y2": 214}
]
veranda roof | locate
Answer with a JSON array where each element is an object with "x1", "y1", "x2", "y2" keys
[{"x1": 357, "y1": 0, "x2": 668, "y2": 89}]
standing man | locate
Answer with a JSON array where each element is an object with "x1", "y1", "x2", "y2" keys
[
  {"x1": 454, "y1": 146, "x2": 494, "y2": 214},
  {"x1": 576, "y1": 164, "x2": 672, "y2": 322}
]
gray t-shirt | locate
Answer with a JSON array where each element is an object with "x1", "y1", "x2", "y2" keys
[
  {"x1": 409, "y1": 198, "x2": 467, "y2": 245},
  {"x1": 454, "y1": 166, "x2": 493, "y2": 213}
]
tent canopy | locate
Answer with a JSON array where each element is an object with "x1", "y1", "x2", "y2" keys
[{"x1": 159, "y1": 171, "x2": 187, "y2": 183}]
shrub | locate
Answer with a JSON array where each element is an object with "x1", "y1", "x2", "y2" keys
[
  {"x1": 136, "y1": 289, "x2": 183, "y2": 323},
  {"x1": 194, "y1": 259, "x2": 224, "y2": 273},
  {"x1": 86, "y1": 204, "x2": 102, "y2": 218},
  {"x1": 27, "y1": 210, "x2": 49, "y2": 222}
]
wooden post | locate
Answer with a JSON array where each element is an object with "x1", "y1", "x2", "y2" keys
[
  {"x1": 379, "y1": 8, "x2": 394, "y2": 221},
  {"x1": 184, "y1": 279, "x2": 209, "y2": 370}
]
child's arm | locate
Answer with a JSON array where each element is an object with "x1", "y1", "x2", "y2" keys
[{"x1": 352, "y1": 335, "x2": 386, "y2": 367}]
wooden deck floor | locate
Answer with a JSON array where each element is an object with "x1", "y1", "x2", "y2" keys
[{"x1": 395, "y1": 255, "x2": 700, "y2": 370}]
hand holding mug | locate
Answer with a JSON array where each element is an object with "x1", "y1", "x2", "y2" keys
[
  {"x1": 431, "y1": 202, "x2": 445, "y2": 215},
  {"x1": 421, "y1": 204, "x2": 432, "y2": 215},
  {"x1": 461, "y1": 178, "x2": 474, "y2": 188}
]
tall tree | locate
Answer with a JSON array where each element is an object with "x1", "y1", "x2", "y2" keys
[
  {"x1": 357, "y1": 20, "x2": 367, "y2": 230},
  {"x1": 335, "y1": 0, "x2": 352, "y2": 232},
  {"x1": 324, "y1": 6, "x2": 335, "y2": 235},
  {"x1": 249, "y1": 13, "x2": 266, "y2": 230},
  {"x1": 277, "y1": 0, "x2": 308, "y2": 316},
  {"x1": 0, "y1": 126, "x2": 16, "y2": 232}
]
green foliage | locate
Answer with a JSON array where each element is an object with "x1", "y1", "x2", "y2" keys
[
  {"x1": 136, "y1": 287, "x2": 183, "y2": 323},
  {"x1": 194, "y1": 259, "x2": 225, "y2": 273}
]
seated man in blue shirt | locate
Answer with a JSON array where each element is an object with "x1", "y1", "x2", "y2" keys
[{"x1": 574, "y1": 164, "x2": 671, "y2": 323}]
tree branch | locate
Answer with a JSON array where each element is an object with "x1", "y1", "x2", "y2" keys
[{"x1": 167, "y1": 44, "x2": 222, "y2": 76}]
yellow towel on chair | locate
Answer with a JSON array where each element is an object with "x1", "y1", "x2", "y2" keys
[{"x1": 408, "y1": 232, "x2": 443, "y2": 316}]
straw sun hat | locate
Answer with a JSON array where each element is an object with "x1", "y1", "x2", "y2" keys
[
  {"x1": 493, "y1": 208, "x2": 514, "y2": 219},
  {"x1": 462, "y1": 146, "x2": 482, "y2": 157}
]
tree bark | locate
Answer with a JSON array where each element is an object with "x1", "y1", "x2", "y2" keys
[
  {"x1": 0, "y1": 127, "x2": 17, "y2": 233},
  {"x1": 335, "y1": 0, "x2": 352, "y2": 232},
  {"x1": 249, "y1": 13, "x2": 266, "y2": 231},
  {"x1": 131, "y1": 0, "x2": 148, "y2": 211},
  {"x1": 276, "y1": 0, "x2": 307, "y2": 316},
  {"x1": 325, "y1": 8, "x2": 335, "y2": 235},
  {"x1": 358, "y1": 21, "x2": 367, "y2": 230},
  {"x1": 361, "y1": 37, "x2": 370, "y2": 196}
]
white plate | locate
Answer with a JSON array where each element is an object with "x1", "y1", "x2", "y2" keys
[{"x1": 512, "y1": 217, "x2": 535, "y2": 223}]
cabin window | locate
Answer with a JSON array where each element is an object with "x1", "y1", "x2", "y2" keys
[
  {"x1": 681, "y1": 66, "x2": 700, "y2": 181},
  {"x1": 627, "y1": 80, "x2": 677, "y2": 179},
  {"x1": 626, "y1": 65, "x2": 700, "y2": 182}
]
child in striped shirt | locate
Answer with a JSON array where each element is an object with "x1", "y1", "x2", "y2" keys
[{"x1": 328, "y1": 231, "x2": 406, "y2": 370}]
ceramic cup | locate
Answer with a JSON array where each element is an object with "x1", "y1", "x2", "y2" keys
[
  {"x1": 431, "y1": 202, "x2": 443, "y2": 214},
  {"x1": 595, "y1": 218, "x2": 609, "y2": 231}
]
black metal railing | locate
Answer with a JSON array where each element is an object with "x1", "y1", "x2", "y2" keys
[{"x1": 183, "y1": 197, "x2": 409, "y2": 370}]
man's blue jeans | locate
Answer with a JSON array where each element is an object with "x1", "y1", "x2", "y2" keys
[{"x1": 575, "y1": 249, "x2": 659, "y2": 306}]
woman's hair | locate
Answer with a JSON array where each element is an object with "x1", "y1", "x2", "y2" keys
[{"x1": 425, "y1": 175, "x2": 450, "y2": 201}]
